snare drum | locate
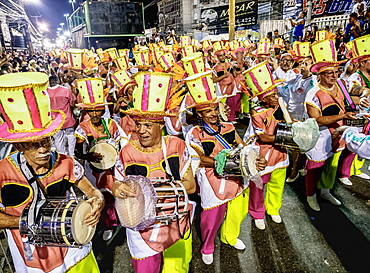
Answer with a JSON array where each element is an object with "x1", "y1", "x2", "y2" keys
[
  {"x1": 89, "y1": 140, "x2": 118, "y2": 170},
  {"x1": 20, "y1": 198, "x2": 96, "y2": 247},
  {"x1": 115, "y1": 176, "x2": 189, "y2": 231},
  {"x1": 275, "y1": 123, "x2": 299, "y2": 149},
  {"x1": 223, "y1": 145, "x2": 259, "y2": 178}
]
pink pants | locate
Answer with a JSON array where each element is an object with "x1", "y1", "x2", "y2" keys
[
  {"x1": 132, "y1": 253, "x2": 162, "y2": 273},
  {"x1": 200, "y1": 203, "x2": 227, "y2": 254},
  {"x1": 226, "y1": 93, "x2": 241, "y2": 122},
  {"x1": 248, "y1": 173, "x2": 271, "y2": 219},
  {"x1": 305, "y1": 148, "x2": 354, "y2": 196}
]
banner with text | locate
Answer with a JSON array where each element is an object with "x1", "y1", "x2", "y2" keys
[{"x1": 200, "y1": 0, "x2": 258, "y2": 31}]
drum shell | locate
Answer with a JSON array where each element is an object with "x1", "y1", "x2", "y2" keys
[
  {"x1": 344, "y1": 118, "x2": 366, "y2": 127},
  {"x1": 275, "y1": 123, "x2": 299, "y2": 149}
]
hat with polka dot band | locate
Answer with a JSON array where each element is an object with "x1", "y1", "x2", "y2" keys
[
  {"x1": 181, "y1": 52, "x2": 207, "y2": 77},
  {"x1": 351, "y1": 34, "x2": 370, "y2": 63},
  {"x1": 76, "y1": 78, "x2": 112, "y2": 109},
  {"x1": 0, "y1": 72, "x2": 65, "y2": 142},
  {"x1": 121, "y1": 72, "x2": 176, "y2": 121}
]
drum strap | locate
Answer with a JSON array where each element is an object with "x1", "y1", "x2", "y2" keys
[
  {"x1": 202, "y1": 122, "x2": 232, "y2": 149},
  {"x1": 18, "y1": 153, "x2": 46, "y2": 229},
  {"x1": 337, "y1": 79, "x2": 356, "y2": 111},
  {"x1": 161, "y1": 137, "x2": 173, "y2": 180},
  {"x1": 92, "y1": 118, "x2": 111, "y2": 143}
]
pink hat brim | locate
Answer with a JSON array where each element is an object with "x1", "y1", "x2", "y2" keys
[
  {"x1": 0, "y1": 110, "x2": 65, "y2": 143},
  {"x1": 310, "y1": 60, "x2": 347, "y2": 73}
]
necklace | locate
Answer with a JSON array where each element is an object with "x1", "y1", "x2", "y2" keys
[{"x1": 318, "y1": 83, "x2": 335, "y2": 91}]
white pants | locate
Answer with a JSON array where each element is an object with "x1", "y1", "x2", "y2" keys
[{"x1": 52, "y1": 126, "x2": 76, "y2": 156}]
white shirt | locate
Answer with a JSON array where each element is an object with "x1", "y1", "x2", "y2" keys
[{"x1": 351, "y1": 1, "x2": 367, "y2": 14}]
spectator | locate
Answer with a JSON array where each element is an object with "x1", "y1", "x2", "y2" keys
[
  {"x1": 267, "y1": 32, "x2": 273, "y2": 42},
  {"x1": 289, "y1": 11, "x2": 306, "y2": 42},
  {"x1": 273, "y1": 29, "x2": 280, "y2": 39},
  {"x1": 303, "y1": 30, "x2": 312, "y2": 42},
  {"x1": 311, "y1": 25, "x2": 318, "y2": 42},
  {"x1": 351, "y1": 0, "x2": 367, "y2": 14},
  {"x1": 335, "y1": 28, "x2": 343, "y2": 50},
  {"x1": 361, "y1": 6, "x2": 370, "y2": 35},
  {"x1": 344, "y1": 13, "x2": 364, "y2": 41}
]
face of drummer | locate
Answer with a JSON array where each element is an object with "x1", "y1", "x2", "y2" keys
[
  {"x1": 261, "y1": 91, "x2": 279, "y2": 108},
  {"x1": 86, "y1": 109, "x2": 104, "y2": 125},
  {"x1": 135, "y1": 121, "x2": 164, "y2": 148},
  {"x1": 15, "y1": 137, "x2": 52, "y2": 167},
  {"x1": 360, "y1": 59, "x2": 370, "y2": 74},
  {"x1": 197, "y1": 105, "x2": 219, "y2": 125},
  {"x1": 318, "y1": 67, "x2": 340, "y2": 87}
]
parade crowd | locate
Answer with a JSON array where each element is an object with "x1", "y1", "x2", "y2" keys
[{"x1": 0, "y1": 7, "x2": 370, "y2": 273}]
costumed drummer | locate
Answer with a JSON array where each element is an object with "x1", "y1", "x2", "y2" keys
[
  {"x1": 304, "y1": 39, "x2": 364, "y2": 211},
  {"x1": 0, "y1": 72, "x2": 103, "y2": 272},
  {"x1": 112, "y1": 72, "x2": 198, "y2": 273},
  {"x1": 74, "y1": 77, "x2": 128, "y2": 239},
  {"x1": 243, "y1": 62, "x2": 290, "y2": 230},
  {"x1": 184, "y1": 71, "x2": 266, "y2": 265}
]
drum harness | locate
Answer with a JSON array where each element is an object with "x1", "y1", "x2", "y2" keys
[
  {"x1": 161, "y1": 137, "x2": 191, "y2": 240},
  {"x1": 91, "y1": 118, "x2": 111, "y2": 145}
]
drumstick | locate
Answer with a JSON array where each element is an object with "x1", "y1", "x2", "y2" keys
[{"x1": 278, "y1": 97, "x2": 293, "y2": 124}]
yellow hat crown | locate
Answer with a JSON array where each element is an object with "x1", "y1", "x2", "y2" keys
[
  {"x1": 112, "y1": 69, "x2": 133, "y2": 89},
  {"x1": 114, "y1": 56, "x2": 129, "y2": 70},
  {"x1": 293, "y1": 42, "x2": 310, "y2": 57},
  {"x1": 180, "y1": 36, "x2": 191, "y2": 47},
  {"x1": 310, "y1": 39, "x2": 337, "y2": 63},
  {"x1": 133, "y1": 49, "x2": 150, "y2": 66},
  {"x1": 184, "y1": 71, "x2": 217, "y2": 104},
  {"x1": 104, "y1": 48, "x2": 118, "y2": 62},
  {"x1": 0, "y1": 73, "x2": 53, "y2": 132},
  {"x1": 158, "y1": 52, "x2": 176, "y2": 71},
  {"x1": 273, "y1": 38, "x2": 284, "y2": 48},
  {"x1": 65, "y1": 48, "x2": 85, "y2": 70},
  {"x1": 181, "y1": 52, "x2": 206, "y2": 76},
  {"x1": 213, "y1": 41, "x2": 224, "y2": 52},
  {"x1": 132, "y1": 72, "x2": 174, "y2": 113},
  {"x1": 119, "y1": 49, "x2": 130, "y2": 59},
  {"x1": 256, "y1": 42, "x2": 271, "y2": 55},
  {"x1": 316, "y1": 31, "x2": 329, "y2": 41},
  {"x1": 76, "y1": 78, "x2": 105, "y2": 105},
  {"x1": 353, "y1": 34, "x2": 370, "y2": 58},
  {"x1": 182, "y1": 46, "x2": 196, "y2": 57},
  {"x1": 243, "y1": 61, "x2": 281, "y2": 97}
]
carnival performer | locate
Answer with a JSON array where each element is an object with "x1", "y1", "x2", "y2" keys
[
  {"x1": 304, "y1": 39, "x2": 361, "y2": 211},
  {"x1": 112, "y1": 72, "x2": 197, "y2": 273},
  {"x1": 243, "y1": 62, "x2": 289, "y2": 230},
  {"x1": 185, "y1": 71, "x2": 266, "y2": 264},
  {"x1": 0, "y1": 72, "x2": 103, "y2": 273},
  {"x1": 47, "y1": 75, "x2": 77, "y2": 157},
  {"x1": 74, "y1": 77, "x2": 127, "y2": 240}
]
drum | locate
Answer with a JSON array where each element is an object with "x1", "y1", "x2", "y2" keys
[
  {"x1": 344, "y1": 117, "x2": 367, "y2": 127},
  {"x1": 115, "y1": 175, "x2": 189, "y2": 231},
  {"x1": 275, "y1": 123, "x2": 299, "y2": 149},
  {"x1": 218, "y1": 102, "x2": 228, "y2": 122},
  {"x1": 223, "y1": 144, "x2": 259, "y2": 178},
  {"x1": 20, "y1": 198, "x2": 96, "y2": 247},
  {"x1": 89, "y1": 140, "x2": 118, "y2": 170}
]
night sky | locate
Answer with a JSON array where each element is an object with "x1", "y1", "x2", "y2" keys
[{"x1": 25, "y1": 0, "x2": 157, "y2": 40}]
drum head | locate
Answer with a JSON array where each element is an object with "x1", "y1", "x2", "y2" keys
[
  {"x1": 89, "y1": 142, "x2": 118, "y2": 170},
  {"x1": 247, "y1": 149, "x2": 258, "y2": 176},
  {"x1": 219, "y1": 102, "x2": 228, "y2": 122},
  {"x1": 72, "y1": 201, "x2": 96, "y2": 245}
]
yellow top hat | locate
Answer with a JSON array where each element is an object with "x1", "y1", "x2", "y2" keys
[
  {"x1": 119, "y1": 49, "x2": 130, "y2": 59},
  {"x1": 76, "y1": 78, "x2": 111, "y2": 109},
  {"x1": 229, "y1": 40, "x2": 241, "y2": 51},
  {"x1": 133, "y1": 49, "x2": 150, "y2": 66},
  {"x1": 292, "y1": 42, "x2": 310, "y2": 59},
  {"x1": 111, "y1": 69, "x2": 135, "y2": 90},
  {"x1": 181, "y1": 52, "x2": 206, "y2": 76},
  {"x1": 213, "y1": 41, "x2": 224, "y2": 52},
  {"x1": 243, "y1": 40, "x2": 253, "y2": 48},
  {"x1": 114, "y1": 56, "x2": 129, "y2": 70},
  {"x1": 158, "y1": 52, "x2": 176, "y2": 71},
  {"x1": 184, "y1": 71, "x2": 218, "y2": 110},
  {"x1": 50, "y1": 48, "x2": 63, "y2": 58},
  {"x1": 256, "y1": 41, "x2": 271, "y2": 56},
  {"x1": 65, "y1": 48, "x2": 85, "y2": 70},
  {"x1": 310, "y1": 39, "x2": 346, "y2": 73},
  {"x1": 180, "y1": 36, "x2": 192, "y2": 47},
  {"x1": 191, "y1": 39, "x2": 199, "y2": 47},
  {"x1": 0, "y1": 72, "x2": 65, "y2": 142},
  {"x1": 153, "y1": 50, "x2": 165, "y2": 63},
  {"x1": 316, "y1": 31, "x2": 329, "y2": 41},
  {"x1": 123, "y1": 72, "x2": 176, "y2": 120},
  {"x1": 104, "y1": 48, "x2": 118, "y2": 62},
  {"x1": 202, "y1": 40, "x2": 212, "y2": 50},
  {"x1": 260, "y1": 38, "x2": 270, "y2": 43},
  {"x1": 243, "y1": 61, "x2": 284, "y2": 99},
  {"x1": 352, "y1": 34, "x2": 370, "y2": 62},
  {"x1": 182, "y1": 46, "x2": 196, "y2": 57},
  {"x1": 273, "y1": 38, "x2": 284, "y2": 49}
]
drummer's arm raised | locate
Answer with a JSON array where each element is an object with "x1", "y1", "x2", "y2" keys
[
  {"x1": 306, "y1": 104, "x2": 357, "y2": 127},
  {"x1": 75, "y1": 176, "x2": 104, "y2": 226},
  {"x1": 0, "y1": 212, "x2": 19, "y2": 229}
]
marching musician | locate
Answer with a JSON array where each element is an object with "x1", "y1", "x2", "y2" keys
[
  {"x1": 74, "y1": 78, "x2": 127, "y2": 240},
  {"x1": 112, "y1": 72, "x2": 198, "y2": 273},
  {"x1": 243, "y1": 62, "x2": 289, "y2": 230},
  {"x1": 0, "y1": 73, "x2": 103, "y2": 272},
  {"x1": 185, "y1": 71, "x2": 266, "y2": 264},
  {"x1": 304, "y1": 39, "x2": 363, "y2": 211}
]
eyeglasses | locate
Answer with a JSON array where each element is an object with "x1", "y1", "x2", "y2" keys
[
  {"x1": 281, "y1": 59, "x2": 293, "y2": 63},
  {"x1": 21, "y1": 137, "x2": 52, "y2": 150}
]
